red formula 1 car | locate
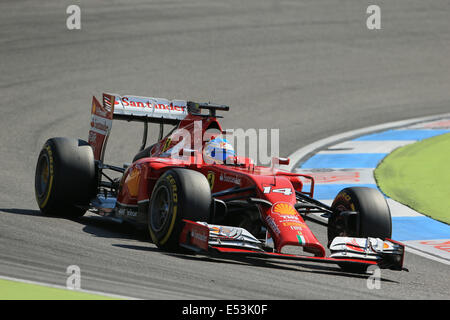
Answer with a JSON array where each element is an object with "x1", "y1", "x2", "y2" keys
[{"x1": 34, "y1": 93, "x2": 406, "y2": 273}]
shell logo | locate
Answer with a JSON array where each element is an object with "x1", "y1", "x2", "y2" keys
[
  {"x1": 125, "y1": 167, "x2": 141, "y2": 197},
  {"x1": 272, "y1": 202, "x2": 297, "y2": 216}
]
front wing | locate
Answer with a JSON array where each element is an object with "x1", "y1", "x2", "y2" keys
[{"x1": 179, "y1": 220, "x2": 406, "y2": 272}]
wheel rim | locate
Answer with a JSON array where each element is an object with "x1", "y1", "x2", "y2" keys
[
  {"x1": 150, "y1": 185, "x2": 171, "y2": 232},
  {"x1": 329, "y1": 203, "x2": 357, "y2": 239},
  {"x1": 36, "y1": 154, "x2": 50, "y2": 198}
]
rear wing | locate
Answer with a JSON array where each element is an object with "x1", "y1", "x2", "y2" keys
[
  {"x1": 113, "y1": 94, "x2": 189, "y2": 124},
  {"x1": 88, "y1": 94, "x2": 114, "y2": 161},
  {"x1": 88, "y1": 93, "x2": 229, "y2": 161}
]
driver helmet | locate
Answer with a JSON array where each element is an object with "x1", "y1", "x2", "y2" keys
[{"x1": 203, "y1": 138, "x2": 235, "y2": 164}]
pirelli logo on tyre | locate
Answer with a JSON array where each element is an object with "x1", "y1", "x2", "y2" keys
[
  {"x1": 334, "y1": 192, "x2": 356, "y2": 211},
  {"x1": 167, "y1": 174, "x2": 178, "y2": 204}
]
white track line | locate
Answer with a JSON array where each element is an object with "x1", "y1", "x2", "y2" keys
[{"x1": 318, "y1": 140, "x2": 416, "y2": 154}]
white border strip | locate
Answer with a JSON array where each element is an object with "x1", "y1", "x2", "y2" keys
[
  {"x1": 282, "y1": 113, "x2": 450, "y2": 172},
  {"x1": 284, "y1": 112, "x2": 450, "y2": 265},
  {"x1": 404, "y1": 247, "x2": 450, "y2": 265}
]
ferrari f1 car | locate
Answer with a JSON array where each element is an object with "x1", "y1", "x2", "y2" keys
[{"x1": 34, "y1": 93, "x2": 406, "y2": 273}]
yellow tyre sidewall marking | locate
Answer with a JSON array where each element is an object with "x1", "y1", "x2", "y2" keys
[
  {"x1": 39, "y1": 144, "x2": 54, "y2": 209},
  {"x1": 334, "y1": 192, "x2": 356, "y2": 211},
  {"x1": 159, "y1": 174, "x2": 178, "y2": 246}
]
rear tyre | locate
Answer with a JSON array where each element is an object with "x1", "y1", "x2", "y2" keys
[
  {"x1": 328, "y1": 187, "x2": 392, "y2": 272},
  {"x1": 35, "y1": 137, "x2": 97, "y2": 218},
  {"x1": 148, "y1": 168, "x2": 211, "y2": 251}
]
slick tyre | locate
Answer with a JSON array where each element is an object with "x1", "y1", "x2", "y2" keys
[
  {"x1": 148, "y1": 168, "x2": 211, "y2": 251},
  {"x1": 328, "y1": 187, "x2": 392, "y2": 272},
  {"x1": 35, "y1": 137, "x2": 97, "y2": 218}
]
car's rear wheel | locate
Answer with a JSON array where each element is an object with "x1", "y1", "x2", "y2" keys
[
  {"x1": 148, "y1": 168, "x2": 211, "y2": 251},
  {"x1": 328, "y1": 187, "x2": 392, "y2": 272},
  {"x1": 35, "y1": 137, "x2": 97, "y2": 218}
]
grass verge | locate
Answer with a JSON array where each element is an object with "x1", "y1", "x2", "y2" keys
[
  {"x1": 375, "y1": 133, "x2": 450, "y2": 224},
  {"x1": 0, "y1": 278, "x2": 121, "y2": 300}
]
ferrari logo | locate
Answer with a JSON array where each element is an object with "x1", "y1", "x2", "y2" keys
[
  {"x1": 162, "y1": 138, "x2": 172, "y2": 152},
  {"x1": 207, "y1": 171, "x2": 215, "y2": 191}
]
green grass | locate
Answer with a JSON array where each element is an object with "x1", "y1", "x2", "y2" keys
[
  {"x1": 374, "y1": 132, "x2": 450, "y2": 225},
  {"x1": 0, "y1": 279, "x2": 121, "y2": 300}
]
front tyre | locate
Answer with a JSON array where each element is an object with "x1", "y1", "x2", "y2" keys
[
  {"x1": 328, "y1": 187, "x2": 392, "y2": 272},
  {"x1": 148, "y1": 168, "x2": 211, "y2": 251},
  {"x1": 35, "y1": 137, "x2": 97, "y2": 218}
]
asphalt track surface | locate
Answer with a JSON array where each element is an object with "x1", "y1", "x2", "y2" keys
[{"x1": 1, "y1": 0, "x2": 449, "y2": 300}]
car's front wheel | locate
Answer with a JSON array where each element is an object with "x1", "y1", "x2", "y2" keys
[
  {"x1": 328, "y1": 187, "x2": 392, "y2": 272},
  {"x1": 148, "y1": 168, "x2": 212, "y2": 251}
]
